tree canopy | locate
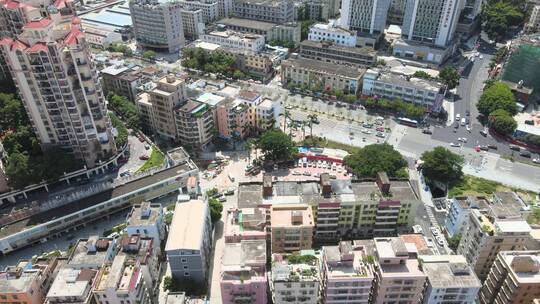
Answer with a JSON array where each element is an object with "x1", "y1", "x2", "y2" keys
[
  {"x1": 482, "y1": 0, "x2": 525, "y2": 41},
  {"x1": 420, "y1": 146, "x2": 464, "y2": 186},
  {"x1": 488, "y1": 109, "x2": 517, "y2": 135},
  {"x1": 142, "y1": 50, "x2": 156, "y2": 59},
  {"x1": 182, "y1": 48, "x2": 246, "y2": 79},
  {"x1": 108, "y1": 93, "x2": 140, "y2": 129},
  {"x1": 259, "y1": 129, "x2": 297, "y2": 162},
  {"x1": 438, "y1": 67, "x2": 460, "y2": 89},
  {"x1": 1, "y1": 95, "x2": 81, "y2": 189},
  {"x1": 0, "y1": 93, "x2": 27, "y2": 133},
  {"x1": 209, "y1": 198, "x2": 223, "y2": 223},
  {"x1": 477, "y1": 81, "x2": 517, "y2": 117},
  {"x1": 343, "y1": 143, "x2": 408, "y2": 178}
]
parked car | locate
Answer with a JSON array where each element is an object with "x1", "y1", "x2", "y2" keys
[
  {"x1": 303, "y1": 171, "x2": 311, "y2": 176},
  {"x1": 479, "y1": 145, "x2": 489, "y2": 151},
  {"x1": 520, "y1": 150, "x2": 531, "y2": 158},
  {"x1": 533, "y1": 158, "x2": 540, "y2": 164},
  {"x1": 509, "y1": 144, "x2": 521, "y2": 151},
  {"x1": 224, "y1": 188, "x2": 235, "y2": 195},
  {"x1": 450, "y1": 142, "x2": 461, "y2": 147},
  {"x1": 139, "y1": 155, "x2": 149, "y2": 160},
  {"x1": 422, "y1": 128, "x2": 432, "y2": 135},
  {"x1": 218, "y1": 196, "x2": 227, "y2": 202},
  {"x1": 487, "y1": 144, "x2": 498, "y2": 150},
  {"x1": 480, "y1": 130, "x2": 488, "y2": 137}
]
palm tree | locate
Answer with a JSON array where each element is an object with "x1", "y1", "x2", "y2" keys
[
  {"x1": 280, "y1": 110, "x2": 291, "y2": 133},
  {"x1": 307, "y1": 114, "x2": 317, "y2": 138},
  {"x1": 246, "y1": 138, "x2": 256, "y2": 164},
  {"x1": 301, "y1": 120, "x2": 308, "y2": 140}
]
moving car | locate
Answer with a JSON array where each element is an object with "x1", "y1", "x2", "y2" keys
[
  {"x1": 480, "y1": 130, "x2": 488, "y2": 137},
  {"x1": 479, "y1": 145, "x2": 489, "y2": 151},
  {"x1": 533, "y1": 158, "x2": 540, "y2": 164},
  {"x1": 466, "y1": 125, "x2": 471, "y2": 132},
  {"x1": 487, "y1": 144, "x2": 498, "y2": 150}
]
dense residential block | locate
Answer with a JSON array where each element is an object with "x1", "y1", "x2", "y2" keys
[
  {"x1": 165, "y1": 199, "x2": 212, "y2": 284},
  {"x1": 237, "y1": 174, "x2": 419, "y2": 240},
  {"x1": 101, "y1": 65, "x2": 161, "y2": 102},
  {"x1": 46, "y1": 267, "x2": 98, "y2": 304},
  {"x1": 0, "y1": 258, "x2": 59, "y2": 304}
]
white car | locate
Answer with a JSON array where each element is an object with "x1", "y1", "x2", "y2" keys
[
  {"x1": 437, "y1": 238, "x2": 445, "y2": 246},
  {"x1": 458, "y1": 137, "x2": 467, "y2": 143},
  {"x1": 466, "y1": 125, "x2": 471, "y2": 132},
  {"x1": 292, "y1": 170, "x2": 301, "y2": 175},
  {"x1": 533, "y1": 158, "x2": 540, "y2": 164},
  {"x1": 450, "y1": 142, "x2": 461, "y2": 147},
  {"x1": 456, "y1": 113, "x2": 461, "y2": 120},
  {"x1": 479, "y1": 55, "x2": 484, "y2": 59}
]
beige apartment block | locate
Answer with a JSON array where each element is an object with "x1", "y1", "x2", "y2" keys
[
  {"x1": 480, "y1": 251, "x2": 540, "y2": 304},
  {"x1": 270, "y1": 204, "x2": 314, "y2": 253}
]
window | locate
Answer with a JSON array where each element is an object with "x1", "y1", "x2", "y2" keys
[{"x1": 184, "y1": 272, "x2": 190, "y2": 276}]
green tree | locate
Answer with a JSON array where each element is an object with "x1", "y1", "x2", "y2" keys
[
  {"x1": 2, "y1": 126, "x2": 40, "y2": 156},
  {"x1": 5, "y1": 152, "x2": 33, "y2": 189},
  {"x1": 233, "y1": 70, "x2": 245, "y2": 79},
  {"x1": 413, "y1": 70, "x2": 432, "y2": 79},
  {"x1": 142, "y1": 50, "x2": 156, "y2": 59},
  {"x1": 447, "y1": 234, "x2": 461, "y2": 251},
  {"x1": 0, "y1": 93, "x2": 27, "y2": 133},
  {"x1": 420, "y1": 146, "x2": 464, "y2": 186},
  {"x1": 300, "y1": 20, "x2": 315, "y2": 40},
  {"x1": 477, "y1": 81, "x2": 517, "y2": 116},
  {"x1": 258, "y1": 129, "x2": 297, "y2": 162},
  {"x1": 343, "y1": 143, "x2": 408, "y2": 178},
  {"x1": 438, "y1": 67, "x2": 460, "y2": 89},
  {"x1": 35, "y1": 147, "x2": 80, "y2": 182},
  {"x1": 209, "y1": 198, "x2": 223, "y2": 223},
  {"x1": 482, "y1": 0, "x2": 525, "y2": 41},
  {"x1": 488, "y1": 109, "x2": 517, "y2": 135}
]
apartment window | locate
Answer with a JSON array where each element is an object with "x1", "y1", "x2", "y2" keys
[
  {"x1": 184, "y1": 272, "x2": 190, "y2": 276},
  {"x1": 181, "y1": 258, "x2": 187, "y2": 263}
]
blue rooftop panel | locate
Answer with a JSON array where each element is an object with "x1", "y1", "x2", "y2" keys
[{"x1": 81, "y1": 11, "x2": 132, "y2": 27}]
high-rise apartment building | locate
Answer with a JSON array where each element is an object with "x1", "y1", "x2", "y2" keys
[
  {"x1": 129, "y1": 0, "x2": 185, "y2": 53},
  {"x1": 339, "y1": 0, "x2": 391, "y2": 35},
  {"x1": 0, "y1": 12, "x2": 117, "y2": 167},
  {"x1": 458, "y1": 208, "x2": 531, "y2": 280},
  {"x1": 479, "y1": 251, "x2": 540, "y2": 304},
  {"x1": 174, "y1": 100, "x2": 214, "y2": 149},
  {"x1": 401, "y1": 0, "x2": 463, "y2": 47},
  {"x1": 181, "y1": 8, "x2": 205, "y2": 39},
  {"x1": 387, "y1": 0, "x2": 406, "y2": 24},
  {"x1": 527, "y1": 5, "x2": 540, "y2": 33}
]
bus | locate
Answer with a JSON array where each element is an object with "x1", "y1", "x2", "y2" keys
[{"x1": 396, "y1": 117, "x2": 419, "y2": 127}]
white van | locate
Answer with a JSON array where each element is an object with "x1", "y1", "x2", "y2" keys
[{"x1": 228, "y1": 173, "x2": 235, "y2": 182}]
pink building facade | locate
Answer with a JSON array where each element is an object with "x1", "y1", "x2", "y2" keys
[{"x1": 220, "y1": 240, "x2": 267, "y2": 304}]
